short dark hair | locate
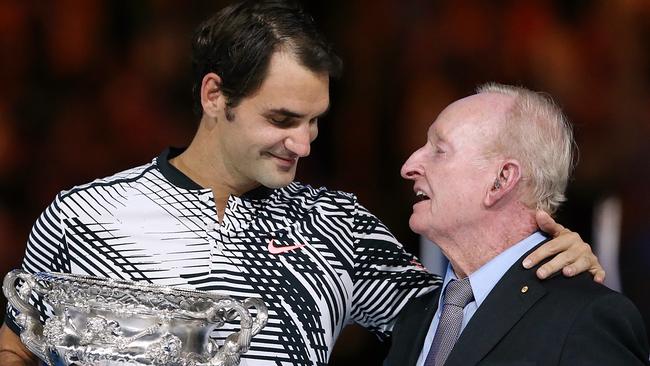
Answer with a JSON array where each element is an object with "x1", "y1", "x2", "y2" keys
[{"x1": 191, "y1": 0, "x2": 342, "y2": 116}]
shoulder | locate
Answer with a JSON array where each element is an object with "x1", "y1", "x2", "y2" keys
[
  {"x1": 48, "y1": 159, "x2": 165, "y2": 220},
  {"x1": 546, "y1": 274, "x2": 650, "y2": 363},
  {"x1": 543, "y1": 272, "x2": 622, "y2": 302},
  {"x1": 59, "y1": 159, "x2": 160, "y2": 200},
  {"x1": 541, "y1": 272, "x2": 646, "y2": 331},
  {"x1": 559, "y1": 273, "x2": 644, "y2": 318},
  {"x1": 272, "y1": 182, "x2": 359, "y2": 212}
]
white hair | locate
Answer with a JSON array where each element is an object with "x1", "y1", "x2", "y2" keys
[{"x1": 476, "y1": 82, "x2": 576, "y2": 214}]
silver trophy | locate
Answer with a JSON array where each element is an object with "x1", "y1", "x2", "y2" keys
[{"x1": 3, "y1": 269, "x2": 268, "y2": 366}]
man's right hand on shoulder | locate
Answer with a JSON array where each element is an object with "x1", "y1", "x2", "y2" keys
[{"x1": 0, "y1": 323, "x2": 39, "y2": 366}]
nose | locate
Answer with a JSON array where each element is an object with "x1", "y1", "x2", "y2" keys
[
  {"x1": 285, "y1": 123, "x2": 316, "y2": 158},
  {"x1": 400, "y1": 147, "x2": 425, "y2": 180}
]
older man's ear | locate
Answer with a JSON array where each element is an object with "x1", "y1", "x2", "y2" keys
[{"x1": 483, "y1": 160, "x2": 522, "y2": 207}]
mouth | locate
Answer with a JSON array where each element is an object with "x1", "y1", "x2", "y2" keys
[
  {"x1": 266, "y1": 152, "x2": 297, "y2": 167},
  {"x1": 415, "y1": 190, "x2": 430, "y2": 203}
]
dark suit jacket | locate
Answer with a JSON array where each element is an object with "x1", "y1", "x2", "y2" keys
[{"x1": 385, "y1": 244, "x2": 650, "y2": 366}]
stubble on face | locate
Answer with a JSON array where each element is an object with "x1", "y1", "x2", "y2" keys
[{"x1": 215, "y1": 51, "x2": 330, "y2": 192}]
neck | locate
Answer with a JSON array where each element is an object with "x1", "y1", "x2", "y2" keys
[
  {"x1": 435, "y1": 205, "x2": 537, "y2": 278},
  {"x1": 171, "y1": 125, "x2": 259, "y2": 221}
]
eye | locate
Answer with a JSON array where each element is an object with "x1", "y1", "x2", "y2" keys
[
  {"x1": 435, "y1": 146, "x2": 445, "y2": 154},
  {"x1": 309, "y1": 117, "x2": 319, "y2": 125},
  {"x1": 270, "y1": 117, "x2": 288, "y2": 124},
  {"x1": 268, "y1": 117, "x2": 294, "y2": 127}
]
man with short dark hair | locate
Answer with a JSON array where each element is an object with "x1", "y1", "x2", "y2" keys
[
  {"x1": 386, "y1": 83, "x2": 649, "y2": 366},
  {"x1": 1, "y1": 2, "x2": 603, "y2": 366}
]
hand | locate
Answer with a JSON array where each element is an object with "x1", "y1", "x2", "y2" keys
[
  {"x1": 0, "y1": 324, "x2": 40, "y2": 366},
  {"x1": 522, "y1": 210, "x2": 606, "y2": 283}
]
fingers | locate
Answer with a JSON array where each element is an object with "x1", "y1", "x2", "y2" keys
[
  {"x1": 535, "y1": 210, "x2": 567, "y2": 237},
  {"x1": 522, "y1": 232, "x2": 581, "y2": 269},
  {"x1": 524, "y1": 239, "x2": 606, "y2": 282},
  {"x1": 528, "y1": 211, "x2": 607, "y2": 282},
  {"x1": 557, "y1": 249, "x2": 594, "y2": 277},
  {"x1": 592, "y1": 268, "x2": 606, "y2": 284},
  {"x1": 533, "y1": 249, "x2": 577, "y2": 279},
  {"x1": 559, "y1": 252, "x2": 606, "y2": 283}
]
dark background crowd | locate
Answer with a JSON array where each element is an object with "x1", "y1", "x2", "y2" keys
[{"x1": 0, "y1": 1, "x2": 648, "y2": 364}]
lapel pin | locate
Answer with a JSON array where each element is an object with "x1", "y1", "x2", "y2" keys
[{"x1": 521, "y1": 285, "x2": 529, "y2": 294}]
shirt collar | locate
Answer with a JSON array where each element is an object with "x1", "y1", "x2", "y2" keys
[
  {"x1": 156, "y1": 147, "x2": 204, "y2": 190},
  {"x1": 441, "y1": 231, "x2": 548, "y2": 307}
]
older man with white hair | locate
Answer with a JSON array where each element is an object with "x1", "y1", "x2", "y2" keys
[{"x1": 385, "y1": 83, "x2": 649, "y2": 366}]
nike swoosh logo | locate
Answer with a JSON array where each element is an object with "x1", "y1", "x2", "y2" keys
[
  {"x1": 267, "y1": 239, "x2": 306, "y2": 254},
  {"x1": 410, "y1": 259, "x2": 425, "y2": 270}
]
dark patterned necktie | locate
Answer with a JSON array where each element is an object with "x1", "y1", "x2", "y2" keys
[{"x1": 424, "y1": 277, "x2": 474, "y2": 366}]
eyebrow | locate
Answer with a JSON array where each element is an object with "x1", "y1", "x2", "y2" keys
[
  {"x1": 428, "y1": 128, "x2": 449, "y2": 146},
  {"x1": 267, "y1": 105, "x2": 330, "y2": 119}
]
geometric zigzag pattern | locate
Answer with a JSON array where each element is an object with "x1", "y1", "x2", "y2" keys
[{"x1": 7, "y1": 149, "x2": 441, "y2": 365}]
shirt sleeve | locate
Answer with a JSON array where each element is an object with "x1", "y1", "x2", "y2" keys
[
  {"x1": 5, "y1": 193, "x2": 69, "y2": 335},
  {"x1": 350, "y1": 201, "x2": 441, "y2": 339}
]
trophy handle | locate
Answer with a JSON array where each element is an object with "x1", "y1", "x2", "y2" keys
[
  {"x1": 207, "y1": 297, "x2": 268, "y2": 366},
  {"x1": 243, "y1": 297, "x2": 268, "y2": 337},
  {"x1": 2, "y1": 269, "x2": 49, "y2": 363}
]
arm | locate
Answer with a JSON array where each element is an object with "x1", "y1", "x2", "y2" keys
[
  {"x1": 0, "y1": 324, "x2": 39, "y2": 366},
  {"x1": 559, "y1": 293, "x2": 650, "y2": 365},
  {"x1": 2, "y1": 195, "x2": 66, "y2": 365},
  {"x1": 350, "y1": 201, "x2": 440, "y2": 337},
  {"x1": 522, "y1": 210, "x2": 606, "y2": 282}
]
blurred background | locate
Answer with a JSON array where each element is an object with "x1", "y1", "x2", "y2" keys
[{"x1": 0, "y1": 0, "x2": 648, "y2": 364}]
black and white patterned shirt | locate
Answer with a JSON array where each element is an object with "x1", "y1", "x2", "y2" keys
[{"x1": 6, "y1": 148, "x2": 441, "y2": 365}]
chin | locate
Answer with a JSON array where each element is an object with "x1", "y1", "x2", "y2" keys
[
  {"x1": 260, "y1": 174, "x2": 295, "y2": 189},
  {"x1": 263, "y1": 181, "x2": 292, "y2": 189},
  {"x1": 408, "y1": 216, "x2": 426, "y2": 236}
]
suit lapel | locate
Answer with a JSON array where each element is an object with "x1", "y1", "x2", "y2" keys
[
  {"x1": 390, "y1": 288, "x2": 441, "y2": 366},
  {"x1": 444, "y1": 244, "x2": 549, "y2": 366}
]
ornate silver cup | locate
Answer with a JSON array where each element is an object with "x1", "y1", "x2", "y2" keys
[{"x1": 3, "y1": 269, "x2": 268, "y2": 366}]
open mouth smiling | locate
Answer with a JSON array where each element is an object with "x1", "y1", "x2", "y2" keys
[{"x1": 415, "y1": 191, "x2": 430, "y2": 202}]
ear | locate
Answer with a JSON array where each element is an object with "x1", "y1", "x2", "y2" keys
[
  {"x1": 200, "y1": 72, "x2": 225, "y2": 118},
  {"x1": 484, "y1": 160, "x2": 522, "y2": 207}
]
